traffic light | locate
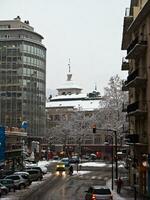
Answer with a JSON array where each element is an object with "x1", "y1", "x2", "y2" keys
[{"x1": 92, "y1": 124, "x2": 96, "y2": 133}]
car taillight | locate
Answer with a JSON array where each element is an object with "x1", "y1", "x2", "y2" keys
[{"x1": 91, "y1": 194, "x2": 96, "y2": 200}]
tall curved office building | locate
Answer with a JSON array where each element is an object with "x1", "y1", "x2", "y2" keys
[{"x1": 0, "y1": 16, "x2": 46, "y2": 136}]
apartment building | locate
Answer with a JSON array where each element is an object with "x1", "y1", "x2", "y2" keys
[
  {"x1": 121, "y1": 0, "x2": 150, "y2": 197},
  {"x1": 46, "y1": 66, "x2": 107, "y2": 156},
  {"x1": 0, "y1": 16, "x2": 46, "y2": 137}
]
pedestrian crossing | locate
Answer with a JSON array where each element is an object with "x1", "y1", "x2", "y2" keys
[{"x1": 73, "y1": 174, "x2": 109, "y2": 182}]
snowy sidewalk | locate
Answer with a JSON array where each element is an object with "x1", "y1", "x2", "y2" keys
[{"x1": 107, "y1": 179, "x2": 140, "y2": 200}]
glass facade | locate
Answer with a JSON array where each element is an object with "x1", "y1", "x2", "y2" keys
[{"x1": 0, "y1": 32, "x2": 46, "y2": 136}]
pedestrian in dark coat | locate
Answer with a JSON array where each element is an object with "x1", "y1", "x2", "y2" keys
[{"x1": 116, "y1": 177, "x2": 123, "y2": 194}]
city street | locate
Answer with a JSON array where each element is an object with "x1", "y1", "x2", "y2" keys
[{"x1": 1, "y1": 160, "x2": 137, "y2": 200}]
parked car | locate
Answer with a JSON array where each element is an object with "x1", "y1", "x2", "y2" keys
[
  {"x1": 0, "y1": 169, "x2": 14, "y2": 179},
  {"x1": 53, "y1": 156, "x2": 60, "y2": 161},
  {"x1": 0, "y1": 183, "x2": 9, "y2": 195},
  {"x1": 82, "y1": 155, "x2": 90, "y2": 160},
  {"x1": 69, "y1": 156, "x2": 80, "y2": 164},
  {"x1": 25, "y1": 169, "x2": 43, "y2": 182},
  {"x1": 5, "y1": 174, "x2": 29, "y2": 190},
  {"x1": 0, "y1": 179, "x2": 16, "y2": 192},
  {"x1": 14, "y1": 172, "x2": 32, "y2": 185},
  {"x1": 25, "y1": 166, "x2": 43, "y2": 174},
  {"x1": 60, "y1": 158, "x2": 70, "y2": 167},
  {"x1": 39, "y1": 166, "x2": 48, "y2": 174},
  {"x1": 85, "y1": 185, "x2": 113, "y2": 200}
]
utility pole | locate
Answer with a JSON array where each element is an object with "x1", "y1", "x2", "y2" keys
[
  {"x1": 114, "y1": 130, "x2": 118, "y2": 179},
  {"x1": 111, "y1": 136, "x2": 114, "y2": 190},
  {"x1": 92, "y1": 126, "x2": 118, "y2": 190}
]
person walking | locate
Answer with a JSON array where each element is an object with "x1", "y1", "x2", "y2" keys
[
  {"x1": 116, "y1": 177, "x2": 123, "y2": 194},
  {"x1": 69, "y1": 165, "x2": 73, "y2": 175}
]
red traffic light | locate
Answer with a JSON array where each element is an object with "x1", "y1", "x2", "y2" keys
[{"x1": 92, "y1": 124, "x2": 96, "y2": 133}]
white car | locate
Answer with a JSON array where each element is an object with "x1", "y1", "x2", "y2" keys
[
  {"x1": 39, "y1": 166, "x2": 48, "y2": 174},
  {"x1": 85, "y1": 186, "x2": 113, "y2": 200}
]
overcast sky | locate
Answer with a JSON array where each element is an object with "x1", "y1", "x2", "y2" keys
[{"x1": 1, "y1": 0, "x2": 130, "y2": 95}]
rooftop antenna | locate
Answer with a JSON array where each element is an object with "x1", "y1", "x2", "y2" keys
[
  {"x1": 95, "y1": 83, "x2": 97, "y2": 91},
  {"x1": 67, "y1": 58, "x2": 72, "y2": 81},
  {"x1": 68, "y1": 58, "x2": 71, "y2": 73}
]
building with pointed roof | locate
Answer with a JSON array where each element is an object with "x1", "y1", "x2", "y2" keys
[
  {"x1": 46, "y1": 61, "x2": 103, "y2": 114},
  {"x1": 46, "y1": 62, "x2": 105, "y2": 153}
]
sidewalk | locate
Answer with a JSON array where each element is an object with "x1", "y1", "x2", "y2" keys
[{"x1": 107, "y1": 179, "x2": 140, "y2": 200}]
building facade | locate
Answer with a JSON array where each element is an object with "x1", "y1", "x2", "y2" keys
[
  {"x1": 121, "y1": 0, "x2": 150, "y2": 196},
  {"x1": 46, "y1": 64, "x2": 109, "y2": 157},
  {"x1": 0, "y1": 16, "x2": 46, "y2": 136}
]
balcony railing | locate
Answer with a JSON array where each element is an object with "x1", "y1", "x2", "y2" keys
[
  {"x1": 121, "y1": 57, "x2": 129, "y2": 70},
  {"x1": 122, "y1": 80, "x2": 129, "y2": 91},
  {"x1": 123, "y1": 69, "x2": 146, "y2": 88},
  {"x1": 127, "y1": 101, "x2": 147, "y2": 116},
  {"x1": 126, "y1": 35, "x2": 147, "y2": 59}
]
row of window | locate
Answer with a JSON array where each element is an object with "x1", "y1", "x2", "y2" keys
[
  {"x1": 0, "y1": 58, "x2": 45, "y2": 71},
  {"x1": 48, "y1": 114, "x2": 67, "y2": 121},
  {"x1": 0, "y1": 42, "x2": 46, "y2": 59},
  {"x1": 0, "y1": 91, "x2": 45, "y2": 101},
  {"x1": 22, "y1": 44, "x2": 45, "y2": 58},
  {"x1": 0, "y1": 77, "x2": 45, "y2": 91},
  {"x1": 22, "y1": 68, "x2": 45, "y2": 79},
  {"x1": 22, "y1": 79, "x2": 45, "y2": 91},
  {"x1": 23, "y1": 56, "x2": 45, "y2": 68}
]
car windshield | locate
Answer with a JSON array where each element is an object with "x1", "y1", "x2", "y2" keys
[
  {"x1": 93, "y1": 188, "x2": 111, "y2": 195},
  {"x1": 56, "y1": 167, "x2": 65, "y2": 171},
  {"x1": 61, "y1": 158, "x2": 69, "y2": 161}
]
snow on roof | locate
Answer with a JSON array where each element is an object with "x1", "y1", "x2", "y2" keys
[
  {"x1": 46, "y1": 97, "x2": 103, "y2": 111},
  {"x1": 51, "y1": 93, "x2": 87, "y2": 100},
  {"x1": 57, "y1": 80, "x2": 82, "y2": 90}
]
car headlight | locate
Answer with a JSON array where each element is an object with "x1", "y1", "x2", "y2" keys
[
  {"x1": 56, "y1": 171, "x2": 60, "y2": 175},
  {"x1": 62, "y1": 171, "x2": 66, "y2": 176}
]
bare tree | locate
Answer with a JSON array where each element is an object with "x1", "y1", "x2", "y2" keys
[{"x1": 47, "y1": 74, "x2": 128, "y2": 146}]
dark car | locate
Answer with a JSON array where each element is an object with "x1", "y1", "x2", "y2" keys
[
  {"x1": 53, "y1": 156, "x2": 60, "y2": 161},
  {"x1": 0, "y1": 179, "x2": 16, "y2": 192},
  {"x1": 85, "y1": 185, "x2": 113, "y2": 200},
  {"x1": 0, "y1": 183, "x2": 9, "y2": 195},
  {"x1": 69, "y1": 156, "x2": 80, "y2": 164},
  {"x1": 25, "y1": 169, "x2": 43, "y2": 182}
]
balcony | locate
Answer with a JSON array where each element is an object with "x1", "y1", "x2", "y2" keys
[
  {"x1": 121, "y1": 57, "x2": 129, "y2": 70},
  {"x1": 123, "y1": 69, "x2": 146, "y2": 88},
  {"x1": 126, "y1": 35, "x2": 147, "y2": 59},
  {"x1": 122, "y1": 80, "x2": 129, "y2": 91},
  {"x1": 121, "y1": 8, "x2": 134, "y2": 50},
  {"x1": 127, "y1": 101, "x2": 147, "y2": 116}
]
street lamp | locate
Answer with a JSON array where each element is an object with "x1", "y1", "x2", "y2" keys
[
  {"x1": 92, "y1": 126, "x2": 118, "y2": 190},
  {"x1": 107, "y1": 129, "x2": 118, "y2": 190}
]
